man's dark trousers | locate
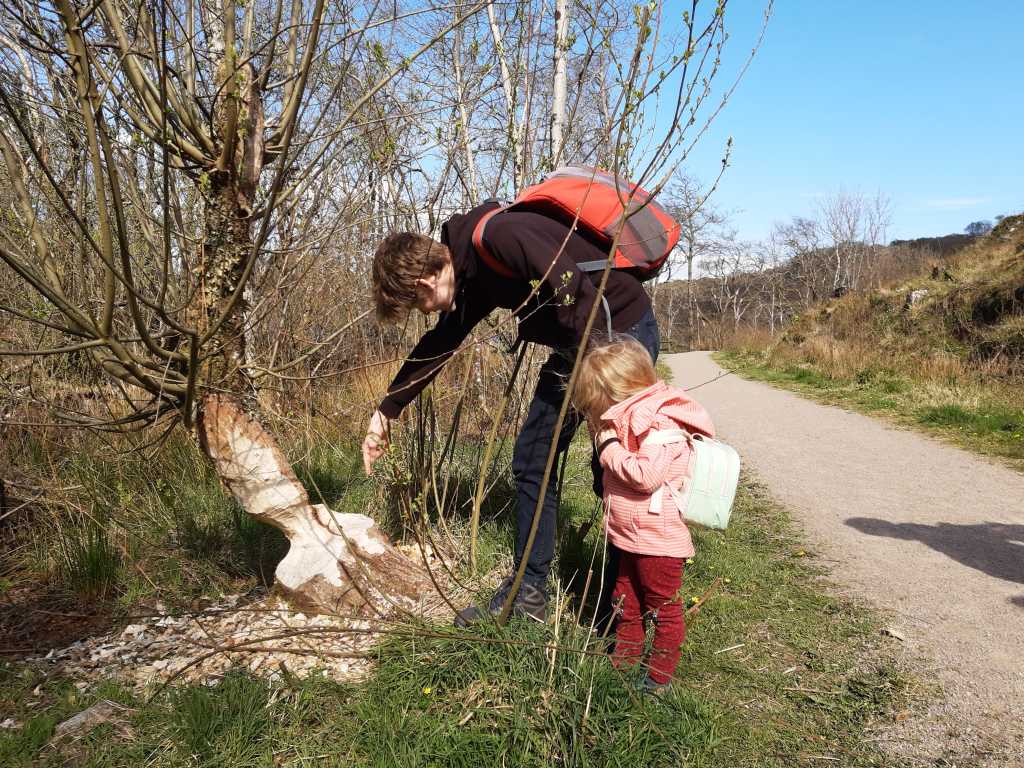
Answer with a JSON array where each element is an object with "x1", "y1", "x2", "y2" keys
[{"x1": 511, "y1": 308, "x2": 661, "y2": 611}]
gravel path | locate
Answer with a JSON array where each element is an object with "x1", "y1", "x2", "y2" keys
[{"x1": 667, "y1": 351, "x2": 1024, "y2": 766}]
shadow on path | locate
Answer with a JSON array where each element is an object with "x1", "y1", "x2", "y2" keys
[{"x1": 846, "y1": 518, "x2": 1024, "y2": 589}]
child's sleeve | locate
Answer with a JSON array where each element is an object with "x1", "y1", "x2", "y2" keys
[{"x1": 599, "y1": 438, "x2": 683, "y2": 493}]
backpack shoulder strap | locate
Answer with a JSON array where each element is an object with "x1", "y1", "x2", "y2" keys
[
  {"x1": 471, "y1": 194, "x2": 620, "y2": 279},
  {"x1": 472, "y1": 205, "x2": 517, "y2": 279},
  {"x1": 642, "y1": 428, "x2": 693, "y2": 446},
  {"x1": 644, "y1": 428, "x2": 694, "y2": 516}
]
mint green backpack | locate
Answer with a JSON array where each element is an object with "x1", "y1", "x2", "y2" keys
[{"x1": 644, "y1": 429, "x2": 741, "y2": 530}]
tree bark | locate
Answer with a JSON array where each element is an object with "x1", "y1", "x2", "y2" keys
[
  {"x1": 187, "y1": 50, "x2": 433, "y2": 616},
  {"x1": 550, "y1": 0, "x2": 569, "y2": 167},
  {"x1": 197, "y1": 394, "x2": 433, "y2": 615},
  {"x1": 486, "y1": 1, "x2": 524, "y2": 187}
]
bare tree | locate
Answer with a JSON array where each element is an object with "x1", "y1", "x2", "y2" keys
[
  {"x1": 0, "y1": 0, "x2": 490, "y2": 613},
  {"x1": 549, "y1": 0, "x2": 569, "y2": 167},
  {"x1": 752, "y1": 237, "x2": 789, "y2": 334},
  {"x1": 771, "y1": 215, "x2": 825, "y2": 305},
  {"x1": 815, "y1": 189, "x2": 892, "y2": 295},
  {"x1": 0, "y1": 0, "x2": 772, "y2": 622},
  {"x1": 661, "y1": 173, "x2": 730, "y2": 348}
]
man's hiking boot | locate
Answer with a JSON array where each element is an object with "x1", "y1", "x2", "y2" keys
[{"x1": 453, "y1": 575, "x2": 547, "y2": 627}]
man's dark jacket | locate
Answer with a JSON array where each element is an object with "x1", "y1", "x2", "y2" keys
[{"x1": 378, "y1": 203, "x2": 652, "y2": 418}]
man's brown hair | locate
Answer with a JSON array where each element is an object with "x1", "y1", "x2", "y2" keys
[{"x1": 371, "y1": 233, "x2": 450, "y2": 323}]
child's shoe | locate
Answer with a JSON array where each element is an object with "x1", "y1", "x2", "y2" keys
[{"x1": 637, "y1": 674, "x2": 672, "y2": 697}]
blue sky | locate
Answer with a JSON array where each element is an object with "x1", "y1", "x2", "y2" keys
[{"x1": 671, "y1": 1, "x2": 1023, "y2": 243}]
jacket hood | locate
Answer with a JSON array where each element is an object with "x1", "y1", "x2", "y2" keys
[
  {"x1": 601, "y1": 380, "x2": 715, "y2": 439},
  {"x1": 441, "y1": 203, "x2": 498, "y2": 286}
]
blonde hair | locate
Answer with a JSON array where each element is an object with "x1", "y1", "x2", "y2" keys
[{"x1": 573, "y1": 336, "x2": 657, "y2": 423}]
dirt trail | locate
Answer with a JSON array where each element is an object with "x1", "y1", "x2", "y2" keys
[{"x1": 667, "y1": 351, "x2": 1024, "y2": 766}]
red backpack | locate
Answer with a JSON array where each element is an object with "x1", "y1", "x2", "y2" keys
[{"x1": 471, "y1": 166, "x2": 680, "y2": 281}]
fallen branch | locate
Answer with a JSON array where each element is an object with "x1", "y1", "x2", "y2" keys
[{"x1": 685, "y1": 576, "x2": 724, "y2": 618}]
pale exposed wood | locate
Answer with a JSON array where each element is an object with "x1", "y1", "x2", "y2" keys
[{"x1": 198, "y1": 394, "x2": 434, "y2": 615}]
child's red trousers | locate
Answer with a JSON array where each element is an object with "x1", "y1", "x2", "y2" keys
[{"x1": 610, "y1": 552, "x2": 685, "y2": 684}]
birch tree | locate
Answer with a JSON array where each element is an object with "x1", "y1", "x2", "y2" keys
[
  {"x1": 549, "y1": 0, "x2": 569, "y2": 167},
  {"x1": 662, "y1": 174, "x2": 730, "y2": 348}
]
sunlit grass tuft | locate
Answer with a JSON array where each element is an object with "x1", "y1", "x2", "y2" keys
[{"x1": 56, "y1": 523, "x2": 122, "y2": 601}]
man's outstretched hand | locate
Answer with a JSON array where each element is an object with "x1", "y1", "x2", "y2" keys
[{"x1": 362, "y1": 410, "x2": 391, "y2": 475}]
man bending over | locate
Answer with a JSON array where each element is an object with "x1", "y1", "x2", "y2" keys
[{"x1": 363, "y1": 202, "x2": 660, "y2": 626}]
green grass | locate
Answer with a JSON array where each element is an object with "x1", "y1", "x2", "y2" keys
[
  {"x1": 11, "y1": 433, "x2": 265, "y2": 605},
  {"x1": 1, "y1": 457, "x2": 911, "y2": 767},
  {"x1": 168, "y1": 672, "x2": 276, "y2": 766},
  {"x1": 346, "y1": 625, "x2": 726, "y2": 766},
  {"x1": 55, "y1": 523, "x2": 123, "y2": 601},
  {"x1": 916, "y1": 402, "x2": 1022, "y2": 435},
  {"x1": 5, "y1": 431, "x2": 392, "y2": 607},
  {"x1": 719, "y1": 351, "x2": 1024, "y2": 472}
]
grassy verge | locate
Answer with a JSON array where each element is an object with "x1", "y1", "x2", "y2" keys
[
  {"x1": 1, "y1": 446, "x2": 912, "y2": 767},
  {"x1": 715, "y1": 216, "x2": 1024, "y2": 473},
  {"x1": 717, "y1": 348, "x2": 1024, "y2": 473},
  {"x1": 1, "y1": 433, "x2": 384, "y2": 607}
]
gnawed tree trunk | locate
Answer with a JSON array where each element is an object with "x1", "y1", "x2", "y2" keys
[
  {"x1": 198, "y1": 394, "x2": 434, "y2": 615},
  {"x1": 182, "y1": 34, "x2": 434, "y2": 616}
]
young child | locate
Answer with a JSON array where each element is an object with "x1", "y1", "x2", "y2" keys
[{"x1": 573, "y1": 337, "x2": 715, "y2": 693}]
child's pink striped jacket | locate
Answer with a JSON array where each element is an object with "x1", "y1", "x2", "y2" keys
[{"x1": 598, "y1": 380, "x2": 716, "y2": 558}]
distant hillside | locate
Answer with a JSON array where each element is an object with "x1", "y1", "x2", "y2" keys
[
  {"x1": 889, "y1": 233, "x2": 976, "y2": 258},
  {"x1": 719, "y1": 213, "x2": 1023, "y2": 468},
  {"x1": 653, "y1": 227, "x2": 980, "y2": 351},
  {"x1": 782, "y1": 213, "x2": 1024, "y2": 375}
]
